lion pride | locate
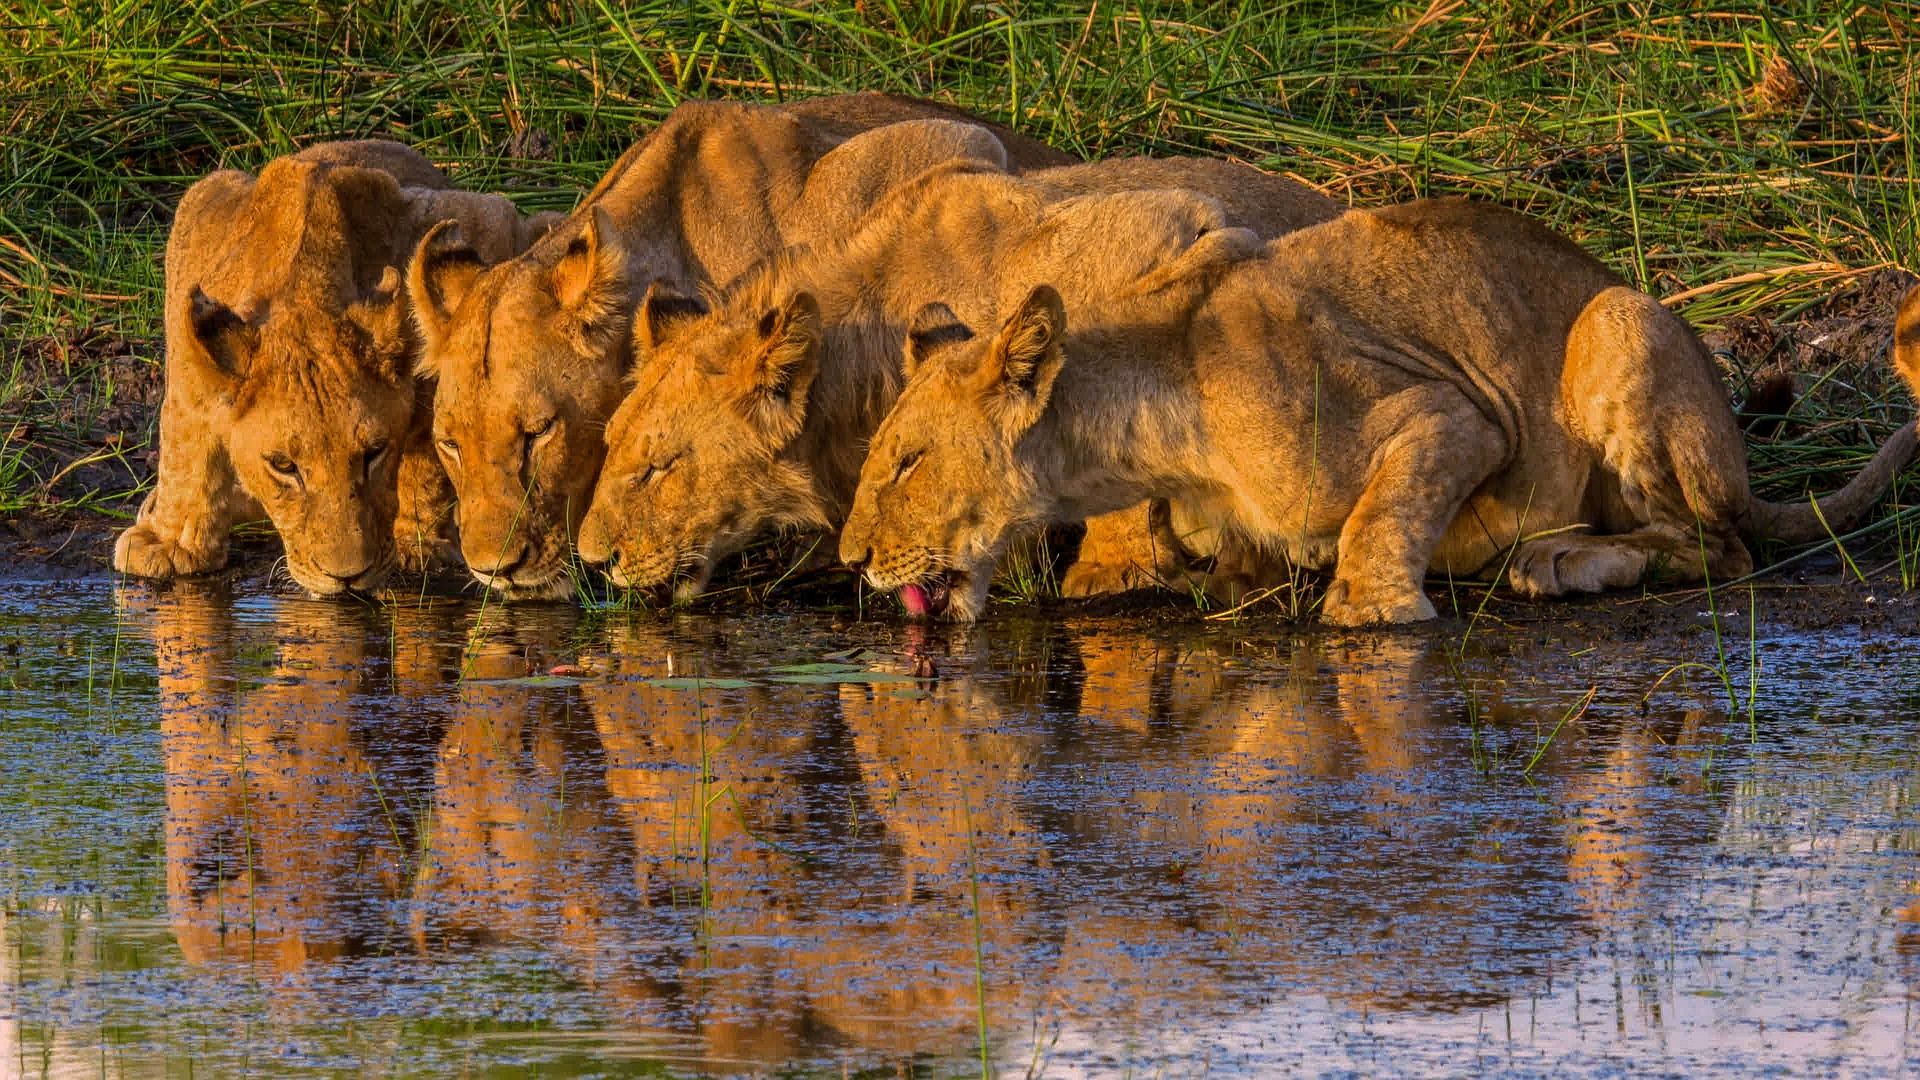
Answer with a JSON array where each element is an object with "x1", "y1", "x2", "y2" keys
[
  {"x1": 405, "y1": 93, "x2": 1077, "y2": 601},
  {"x1": 841, "y1": 197, "x2": 1920, "y2": 624},
  {"x1": 113, "y1": 140, "x2": 554, "y2": 595},
  {"x1": 573, "y1": 156, "x2": 1340, "y2": 600}
]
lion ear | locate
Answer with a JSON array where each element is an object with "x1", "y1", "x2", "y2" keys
[
  {"x1": 1895, "y1": 284, "x2": 1920, "y2": 399},
  {"x1": 320, "y1": 165, "x2": 413, "y2": 296},
  {"x1": 903, "y1": 301, "x2": 974, "y2": 379},
  {"x1": 741, "y1": 291, "x2": 820, "y2": 441},
  {"x1": 549, "y1": 205, "x2": 630, "y2": 344},
  {"x1": 979, "y1": 284, "x2": 1066, "y2": 433},
  {"x1": 352, "y1": 265, "x2": 413, "y2": 383},
  {"x1": 632, "y1": 278, "x2": 709, "y2": 360},
  {"x1": 184, "y1": 286, "x2": 258, "y2": 386},
  {"x1": 521, "y1": 210, "x2": 566, "y2": 248},
  {"x1": 406, "y1": 219, "x2": 485, "y2": 367}
]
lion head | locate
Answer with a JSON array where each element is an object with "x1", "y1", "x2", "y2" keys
[
  {"x1": 575, "y1": 281, "x2": 846, "y2": 597},
  {"x1": 166, "y1": 155, "x2": 438, "y2": 596},
  {"x1": 408, "y1": 206, "x2": 637, "y2": 600},
  {"x1": 183, "y1": 271, "x2": 416, "y2": 593},
  {"x1": 840, "y1": 286, "x2": 1069, "y2": 621}
]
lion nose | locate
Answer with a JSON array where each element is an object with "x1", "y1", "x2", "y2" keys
[
  {"x1": 468, "y1": 544, "x2": 527, "y2": 578},
  {"x1": 845, "y1": 546, "x2": 873, "y2": 572},
  {"x1": 577, "y1": 541, "x2": 613, "y2": 569},
  {"x1": 326, "y1": 564, "x2": 374, "y2": 587}
]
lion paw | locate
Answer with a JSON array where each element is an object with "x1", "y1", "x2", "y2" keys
[
  {"x1": 395, "y1": 535, "x2": 462, "y2": 576},
  {"x1": 113, "y1": 523, "x2": 226, "y2": 580},
  {"x1": 1319, "y1": 578, "x2": 1437, "y2": 626},
  {"x1": 1511, "y1": 537, "x2": 1646, "y2": 598},
  {"x1": 1061, "y1": 558, "x2": 1156, "y2": 598}
]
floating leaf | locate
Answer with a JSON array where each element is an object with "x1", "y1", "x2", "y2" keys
[
  {"x1": 769, "y1": 670, "x2": 919, "y2": 685},
  {"x1": 766, "y1": 662, "x2": 869, "y2": 675},
  {"x1": 638, "y1": 677, "x2": 755, "y2": 690}
]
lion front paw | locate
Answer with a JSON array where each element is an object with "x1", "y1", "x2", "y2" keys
[
  {"x1": 113, "y1": 522, "x2": 226, "y2": 580},
  {"x1": 395, "y1": 533, "x2": 461, "y2": 576},
  {"x1": 1319, "y1": 578, "x2": 1437, "y2": 626}
]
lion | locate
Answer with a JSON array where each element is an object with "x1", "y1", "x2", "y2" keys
[
  {"x1": 113, "y1": 140, "x2": 556, "y2": 595},
  {"x1": 405, "y1": 94, "x2": 1078, "y2": 601},
  {"x1": 574, "y1": 156, "x2": 1341, "y2": 599},
  {"x1": 840, "y1": 196, "x2": 1920, "y2": 625},
  {"x1": 1898, "y1": 283, "x2": 1920, "y2": 392}
]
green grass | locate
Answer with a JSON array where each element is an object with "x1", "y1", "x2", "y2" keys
[{"x1": 1, "y1": 0, "x2": 1915, "y2": 577}]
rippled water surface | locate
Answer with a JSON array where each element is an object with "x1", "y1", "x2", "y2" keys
[{"x1": 3, "y1": 579, "x2": 1918, "y2": 1077}]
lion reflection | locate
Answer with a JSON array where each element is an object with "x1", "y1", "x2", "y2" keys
[
  {"x1": 150, "y1": 586, "x2": 446, "y2": 973},
  {"x1": 150, "y1": 596, "x2": 1730, "y2": 1063}
]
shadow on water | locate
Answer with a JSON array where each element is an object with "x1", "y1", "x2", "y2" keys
[{"x1": 2, "y1": 580, "x2": 1918, "y2": 1075}]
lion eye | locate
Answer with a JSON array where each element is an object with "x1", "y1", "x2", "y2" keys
[
  {"x1": 892, "y1": 448, "x2": 925, "y2": 484},
  {"x1": 527, "y1": 417, "x2": 556, "y2": 439},
  {"x1": 436, "y1": 436, "x2": 459, "y2": 459},
  {"x1": 636, "y1": 454, "x2": 678, "y2": 487},
  {"x1": 360, "y1": 440, "x2": 391, "y2": 480},
  {"x1": 266, "y1": 453, "x2": 299, "y2": 479}
]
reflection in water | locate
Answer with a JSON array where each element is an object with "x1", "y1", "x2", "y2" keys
[
  {"x1": 4, "y1": 584, "x2": 1917, "y2": 1074},
  {"x1": 157, "y1": 592, "x2": 441, "y2": 972}
]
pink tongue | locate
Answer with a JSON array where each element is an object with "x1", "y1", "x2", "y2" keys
[{"x1": 900, "y1": 583, "x2": 931, "y2": 617}]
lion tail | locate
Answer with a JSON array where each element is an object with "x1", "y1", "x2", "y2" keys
[
  {"x1": 1745, "y1": 421, "x2": 1917, "y2": 543},
  {"x1": 1745, "y1": 286, "x2": 1920, "y2": 543}
]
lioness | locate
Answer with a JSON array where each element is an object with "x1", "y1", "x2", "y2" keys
[
  {"x1": 115, "y1": 140, "x2": 554, "y2": 595},
  {"x1": 574, "y1": 157, "x2": 1341, "y2": 599},
  {"x1": 840, "y1": 198, "x2": 1920, "y2": 624},
  {"x1": 406, "y1": 93, "x2": 1076, "y2": 601},
  {"x1": 1898, "y1": 283, "x2": 1920, "y2": 391}
]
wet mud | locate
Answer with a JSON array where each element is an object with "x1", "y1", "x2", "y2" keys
[{"x1": 2, "y1": 578, "x2": 1917, "y2": 1076}]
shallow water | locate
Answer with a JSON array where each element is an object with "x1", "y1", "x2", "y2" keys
[{"x1": 2, "y1": 579, "x2": 1917, "y2": 1077}]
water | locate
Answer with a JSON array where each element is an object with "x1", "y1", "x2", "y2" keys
[{"x1": 2, "y1": 579, "x2": 1917, "y2": 1077}]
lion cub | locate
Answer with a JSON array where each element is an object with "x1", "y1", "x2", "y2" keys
[
  {"x1": 405, "y1": 94, "x2": 1073, "y2": 601},
  {"x1": 842, "y1": 198, "x2": 1920, "y2": 624},
  {"x1": 115, "y1": 140, "x2": 554, "y2": 596}
]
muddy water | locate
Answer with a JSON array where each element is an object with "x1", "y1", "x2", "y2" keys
[{"x1": 2, "y1": 580, "x2": 1917, "y2": 1077}]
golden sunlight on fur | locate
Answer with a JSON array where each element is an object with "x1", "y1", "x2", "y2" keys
[
  {"x1": 406, "y1": 94, "x2": 1072, "y2": 601},
  {"x1": 842, "y1": 198, "x2": 1920, "y2": 625},
  {"x1": 115, "y1": 140, "x2": 553, "y2": 596},
  {"x1": 574, "y1": 155, "x2": 1337, "y2": 601}
]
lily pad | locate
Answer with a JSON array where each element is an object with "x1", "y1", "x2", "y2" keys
[
  {"x1": 769, "y1": 670, "x2": 920, "y2": 685},
  {"x1": 638, "y1": 677, "x2": 755, "y2": 690},
  {"x1": 766, "y1": 662, "x2": 869, "y2": 675}
]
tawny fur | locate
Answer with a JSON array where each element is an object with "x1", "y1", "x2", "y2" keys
[
  {"x1": 1896, "y1": 284, "x2": 1920, "y2": 399},
  {"x1": 113, "y1": 140, "x2": 557, "y2": 596},
  {"x1": 841, "y1": 198, "x2": 1920, "y2": 626},
  {"x1": 407, "y1": 94, "x2": 1075, "y2": 601},
  {"x1": 574, "y1": 156, "x2": 1341, "y2": 602}
]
